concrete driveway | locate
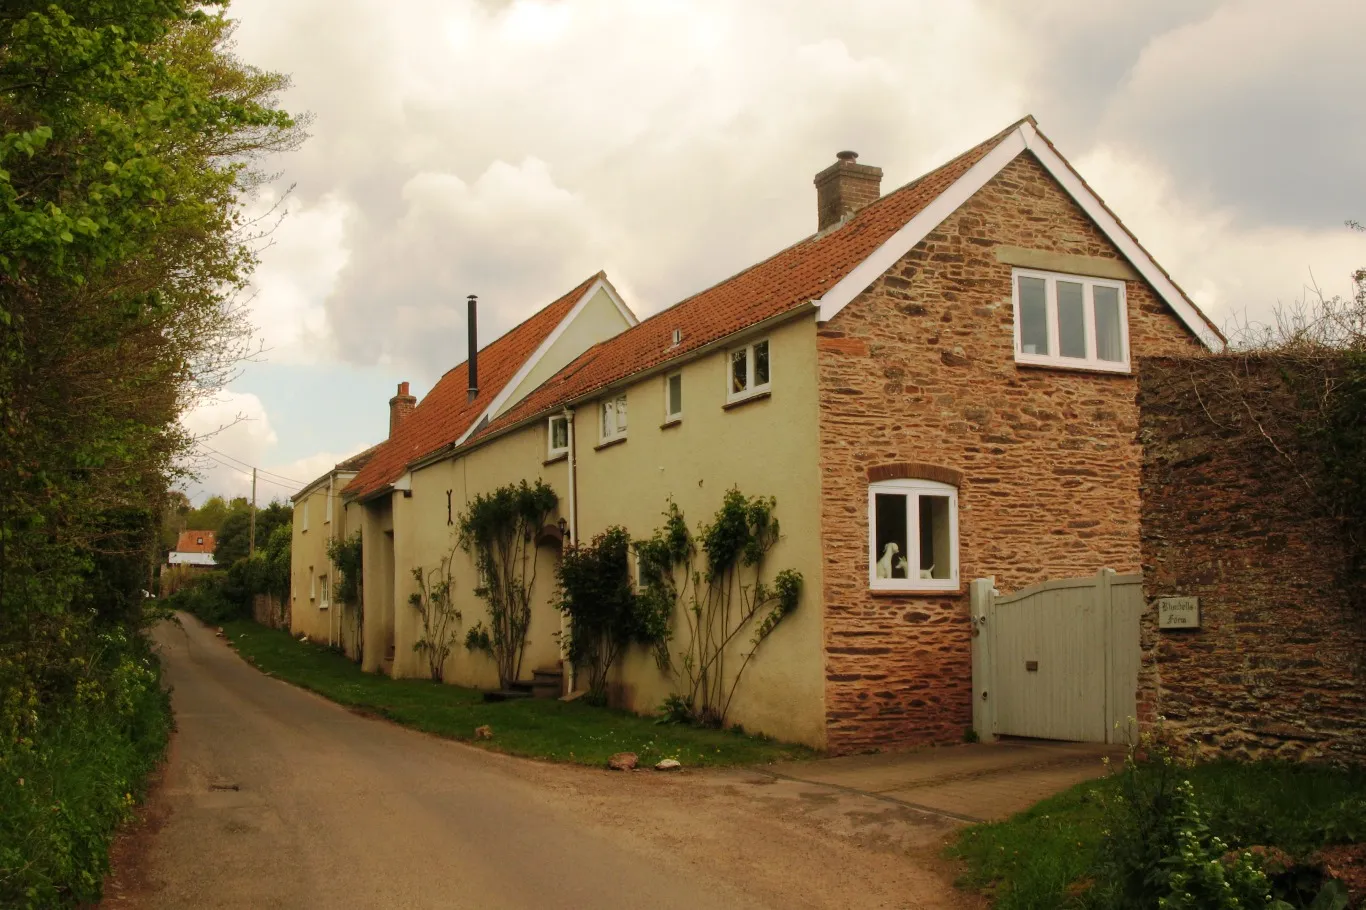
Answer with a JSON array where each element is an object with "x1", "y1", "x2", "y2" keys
[{"x1": 766, "y1": 740, "x2": 1122, "y2": 823}]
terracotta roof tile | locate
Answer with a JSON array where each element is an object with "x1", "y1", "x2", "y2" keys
[
  {"x1": 175, "y1": 530, "x2": 215, "y2": 554},
  {"x1": 476, "y1": 119, "x2": 1028, "y2": 440},
  {"x1": 345, "y1": 273, "x2": 602, "y2": 499},
  {"x1": 335, "y1": 442, "x2": 382, "y2": 474}
]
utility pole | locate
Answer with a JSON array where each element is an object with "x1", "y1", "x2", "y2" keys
[{"x1": 249, "y1": 467, "x2": 257, "y2": 555}]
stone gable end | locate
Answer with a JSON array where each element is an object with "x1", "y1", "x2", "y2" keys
[{"x1": 816, "y1": 151, "x2": 1203, "y2": 753}]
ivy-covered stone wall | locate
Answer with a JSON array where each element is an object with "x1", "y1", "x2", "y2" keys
[{"x1": 1138, "y1": 355, "x2": 1366, "y2": 763}]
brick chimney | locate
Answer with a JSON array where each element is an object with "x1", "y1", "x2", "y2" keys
[
  {"x1": 814, "y1": 150, "x2": 882, "y2": 232},
  {"x1": 389, "y1": 381, "x2": 416, "y2": 438}
]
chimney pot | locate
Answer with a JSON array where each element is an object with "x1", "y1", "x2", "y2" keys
[
  {"x1": 389, "y1": 381, "x2": 417, "y2": 438},
  {"x1": 814, "y1": 151, "x2": 883, "y2": 232}
]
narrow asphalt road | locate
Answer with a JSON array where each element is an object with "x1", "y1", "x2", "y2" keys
[{"x1": 105, "y1": 618, "x2": 973, "y2": 909}]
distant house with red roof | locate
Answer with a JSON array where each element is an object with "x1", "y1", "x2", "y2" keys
[
  {"x1": 168, "y1": 530, "x2": 217, "y2": 567},
  {"x1": 335, "y1": 117, "x2": 1220, "y2": 753}
]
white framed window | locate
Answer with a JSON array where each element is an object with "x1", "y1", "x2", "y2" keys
[
  {"x1": 548, "y1": 414, "x2": 569, "y2": 458},
  {"x1": 868, "y1": 479, "x2": 959, "y2": 592},
  {"x1": 1012, "y1": 268, "x2": 1129, "y2": 372},
  {"x1": 600, "y1": 393, "x2": 628, "y2": 443},
  {"x1": 727, "y1": 338, "x2": 771, "y2": 403},
  {"x1": 300, "y1": 499, "x2": 309, "y2": 533},
  {"x1": 319, "y1": 573, "x2": 330, "y2": 609},
  {"x1": 325, "y1": 482, "x2": 333, "y2": 524},
  {"x1": 664, "y1": 372, "x2": 683, "y2": 422}
]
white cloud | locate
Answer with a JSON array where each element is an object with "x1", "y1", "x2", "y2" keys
[
  {"x1": 244, "y1": 192, "x2": 351, "y2": 365},
  {"x1": 1076, "y1": 145, "x2": 1364, "y2": 334},
  {"x1": 179, "y1": 390, "x2": 375, "y2": 503}
]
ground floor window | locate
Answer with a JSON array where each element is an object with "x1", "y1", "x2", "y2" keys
[{"x1": 868, "y1": 479, "x2": 958, "y2": 591}]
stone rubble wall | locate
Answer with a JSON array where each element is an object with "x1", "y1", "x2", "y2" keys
[
  {"x1": 252, "y1": 593, "x2": 289, "y2": 630},
  {"x1": 1138, "y1": 355, "x2": 1365, "y2": 763}
]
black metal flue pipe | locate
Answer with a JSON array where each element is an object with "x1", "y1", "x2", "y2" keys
[{"x1": 467, "y1": 294, "x2": 478, "y2": 401}]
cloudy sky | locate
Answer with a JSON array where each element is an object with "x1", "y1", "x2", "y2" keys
[{"x1": 182, "y1": 0, "x2": 1365, "y2": 504}]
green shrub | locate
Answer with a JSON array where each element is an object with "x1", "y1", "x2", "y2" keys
[
  {"x1": 0, "y1": 631, "x2": 172, "y2": 907},
  {"x1": 557, "y1": 526, "x2": 667, "y2": 705},
  {"x1": 165, "y1": 570, "x2": 243, "y2": 625}
]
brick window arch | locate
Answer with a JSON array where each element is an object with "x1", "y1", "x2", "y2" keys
[{"x1": 866, "y1": 462, "x2": 963, "y2": 487}]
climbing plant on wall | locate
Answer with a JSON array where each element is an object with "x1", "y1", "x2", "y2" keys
[
  {"x1": 408, "y1": 543, "x2": 462, "y2": 682},
  {"x1": 636, "y1": 491, "x2": 802, "y2": 727},
  {"x1": 326, "y1": 530, "x2": 363, "y2": 663},
  {"x1": 458, "y1": 480, "x2": 557, "y2": 688}
]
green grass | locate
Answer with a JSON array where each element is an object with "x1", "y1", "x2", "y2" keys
[
  {"x1": 948, "y1": 760, "x2": 1366, "y2": 910},
  {"x1": 222, "y1": 620, "x2": 815, "y2": 768}
]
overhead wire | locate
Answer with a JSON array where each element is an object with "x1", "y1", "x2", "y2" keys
[
  {"x1": 195, "y1": 443, "x2": 306, "y2": 486},
  {"x1": 198, "y1": 453, "x2": 302, "y2": 493}
]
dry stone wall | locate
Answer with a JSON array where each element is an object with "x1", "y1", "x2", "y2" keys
[
  {"x1": 1138, "y1": 355, "x2": 1366, "y2": 763},
  {"x1": 817, "y1": 153, "x2": 1202, "y2": 754}
]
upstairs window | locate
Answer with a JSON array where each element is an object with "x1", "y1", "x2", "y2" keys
[
  {"x1": 665, "y1": 372, "x2": 683, "y2": 422},
  {"x1": 325, "y1": 483, "x2": 334, "y2": 523},
  {"x1": 869, "y1": 479, "x2": 959, "y2": 592},
  {"x1": 600, "y1": 393, "x2": 628, "y2": 443},
  {"x1": 1013, "y1": 269, "x2": 1129, "y2": 372},
  {"x1": 300, "y1": 499, "x2": 309, "y2": 533},
  {"x1": 548, "y1": 414, "x2": 569, "y2": 458},
  {"x1": 728, "y1": 338, "x2": 771, "y2": 403}
]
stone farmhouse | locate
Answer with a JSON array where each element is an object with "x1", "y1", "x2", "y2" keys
[{"x1": 292, "y1": 116, "x2": 1222, "y2": 753}]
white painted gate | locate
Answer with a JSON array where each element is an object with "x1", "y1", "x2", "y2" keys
[{"x1": 970, "y1": 569, "x2": 1142, "y2": 744}]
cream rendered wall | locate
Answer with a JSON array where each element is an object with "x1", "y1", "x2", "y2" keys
[
  {"x1": 390, "y1": 424, "x2": 569, "y2": 685},
  {"x1": 359, "y1": 496, "x2": 394, "y2": 673},
  {"x1": 290, "y1": 487, "x2": 320, "y2": 639},
  {"x1": 290, "y1": 478, "x2": 349, "y2": 644},
  {"x1": 495, "y1": 286, "x2": 633, "y2": 418},
  {"x1": 574, "y1": 315, "x2": 827, "y2": 748}
]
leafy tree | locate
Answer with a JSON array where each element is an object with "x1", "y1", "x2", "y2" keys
[
  {"x1": 0, "y1": 5, "x2": 304, "y2": 898},
  {"x1": 214, "y1": 499, "x2": 288, "y2": 565}
]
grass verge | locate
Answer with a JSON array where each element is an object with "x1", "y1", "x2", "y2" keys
[
  {"x1": 948, "y1": 760, "x2": 1366, "y2": 909},
  {"x1": 222, "y1": 620, "x2": 814, "y2": 768}
]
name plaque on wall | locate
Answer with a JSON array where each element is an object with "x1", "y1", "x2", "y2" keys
[{"x1": 1157, "y1": 596, "x2": 1200, "y2": 630}]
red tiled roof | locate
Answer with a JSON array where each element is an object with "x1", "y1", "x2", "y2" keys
[
  {"x1": 175, "y1": 530, "x2": 215, "y2": 554},
  {"x1": 345, "y1": 273, "x2": 603, "y2": 499},
  {"x1": 335, "y1": 442, "x2": 382, "y2": 474},
  {"x1": 476, "y1": 119, "x2": 1028, "y2": 440}
]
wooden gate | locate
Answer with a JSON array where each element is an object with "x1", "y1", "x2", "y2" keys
[{"x1": 970, "y1": 569, "x2": 1142, "y2": 744}]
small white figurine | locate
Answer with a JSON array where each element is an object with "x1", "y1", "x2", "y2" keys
[
  {"x1": 920, "y1": 563, "x2": 935, "y2": 580},
  {"x1": 877, "y1": 542, "x2": 908, "y2": 578}
]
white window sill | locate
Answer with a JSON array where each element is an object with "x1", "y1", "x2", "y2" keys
[
  {"x1": 319, "y1": 604, "x2": 330, "y2": 611},
  {"x1": 1015, "y1": 355, "x2": 1131, "y2": 375},
  {"x1": 723, "y1": 388, "x2": 772, "y2": 410},
  {"x1": 594, "y1": 436, "x2": 627, "y2": 451},
  {"x1": 544, "y1": 451, "x2": 568, "y2": 466},
  {"x1": 869, "y1": 582, "x2": 962, "y2": 596}
]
